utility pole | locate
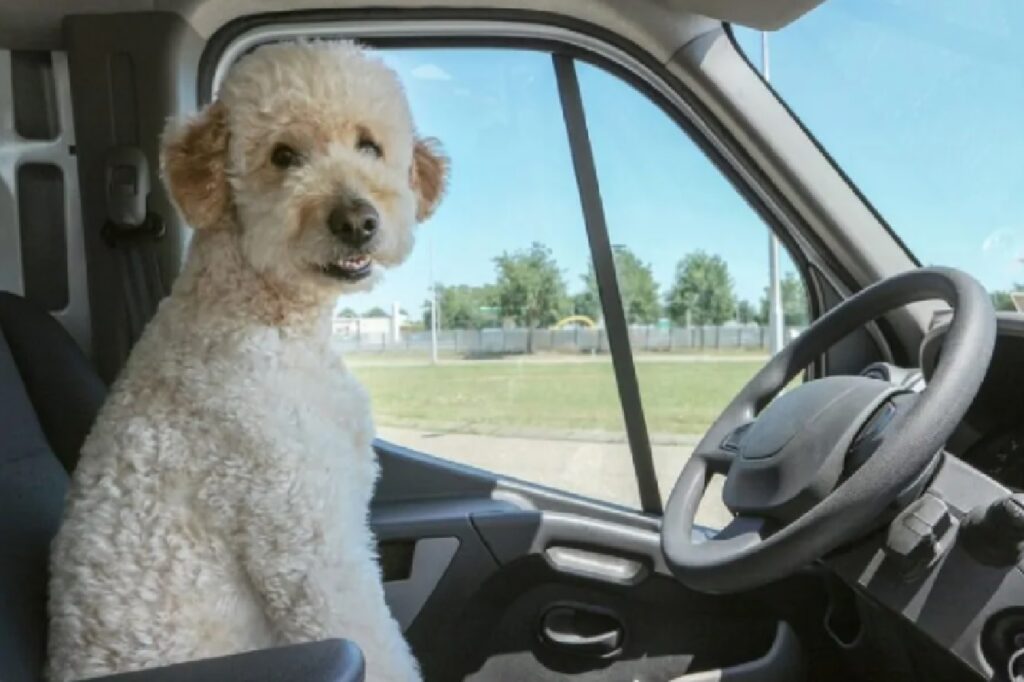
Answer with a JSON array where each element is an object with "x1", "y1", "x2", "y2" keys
[
  {"x1": 429, "y1": 236, "x2": 438, "y2": 365},
  {"x1": 390, "y1": 301, "x2": 401, "y2": 345},
  {"x1": 763, "y1": 31, "x2": 785, "y2": 354}
]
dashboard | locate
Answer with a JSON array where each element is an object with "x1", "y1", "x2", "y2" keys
[
  {"x1": 830, "y1": 313, "x2": 1024, "y2": 679},
  {"x1": 906, "y1": 312, "x2": 1024, "y2": 490}
]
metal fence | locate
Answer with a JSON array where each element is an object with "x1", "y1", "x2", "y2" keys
[{"x1": 334, "y1": 325, "x2": 803, "y2": 354}]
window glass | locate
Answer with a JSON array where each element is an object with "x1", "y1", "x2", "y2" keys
[
  {"x1": 578, "y1": 62, "x2": 809, "y2": 526},
  {"x1": 736, "y1": 2, "x2": 1024, "y2": 306},
  {"x1": 336, "y1": 48, "x2": 810, "y2": 520},
  {"x1": 342, "y1": 49, "x2": 642, "y2": 507}
]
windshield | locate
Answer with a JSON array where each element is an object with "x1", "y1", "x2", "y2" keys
[{"x1": 736, "y1": 1, "x2": 1024, "y2": 306}]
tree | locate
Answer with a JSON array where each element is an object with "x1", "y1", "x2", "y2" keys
[
  {"x1": 422, "y1": 284, "x2": 498, "y2": 330},
  {"x1": 578, "y1": 246, "x2": 660, "y2": 324},
  {"x1": 364, "y1": 306, "x2": 388, "y2": 318},
  {"x1": 992, "y1": 290, "x2": 1014, "y2": 311},
  {"x1": 572, "y1": 291, "x2": 600, "y2": 322},
  {"x1": 753, "y1": 303, "x2": 767, "y2": 326},
  {"x1": 338, "y1": 307, "x2": 357, "y2": 318},
  {"x1": 758, "y1": 272, "x2": 808, "y2": 327},
  {"x1": 665, "y1": 251, "x2": 736, "y2": 325},
  {"x1": 493, "y1": 242, "x2": 568, "y2": 351},
  {"x1": 736, "y1": 300, "x2": 756, "y2": 325},
  {"x1": 991, "y1": 283, "x2": 1024, "y2": 311}
]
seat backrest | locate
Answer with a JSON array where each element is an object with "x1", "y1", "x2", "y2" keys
[
  {"x1": 0, "y1": 292, "x2": 106, "y2": 681},
  {"x1": 0, "y1": 292, "x2": 106, "y2": 473}
]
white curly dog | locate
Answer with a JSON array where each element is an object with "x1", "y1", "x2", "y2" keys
[{"x1": 47, "y1": 41, "x2": 446, "y2": 682}]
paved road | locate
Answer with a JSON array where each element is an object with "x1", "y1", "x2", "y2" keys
[{"x1": 378, "y1": 425, "x2": 732, "y2": 529}]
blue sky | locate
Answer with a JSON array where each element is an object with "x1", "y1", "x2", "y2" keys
[
  {"x1": 736, "y1": 0, "x2": 1024, "y2": 289},
  {"x1": 345, "y1": 0, "x2": 1024, "y2": 317}
]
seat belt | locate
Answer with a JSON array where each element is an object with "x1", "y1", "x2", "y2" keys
[{"x1": 102, "y1": 146, "x2": 166, "y2": 343}]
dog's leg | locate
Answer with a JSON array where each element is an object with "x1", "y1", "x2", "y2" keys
[
  {"x1": 232, "y1": 476, "x2": 421, "y2": 681},
  {"x1": 326, "y1": 557, "x2": 423, "y2": 682},
  {"x1": 235, "y1": 501, "x2": 334, "y2": 645}
]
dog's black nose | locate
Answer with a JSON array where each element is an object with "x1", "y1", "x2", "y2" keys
[{"x1": 328, "y1": 198, "x2": 379, "y2": 246}]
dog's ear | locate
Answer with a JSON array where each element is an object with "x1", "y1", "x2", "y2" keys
[
  {"x1": 161, "y1": 101, "x2": 231, "y2": 230},
  {"x1": 410, "y1": 137, "x2": 449, "y2": 222}
]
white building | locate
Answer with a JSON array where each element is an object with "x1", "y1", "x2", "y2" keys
[{"x1": 333, "y1": 302, "x2": 407, "y2": 342}]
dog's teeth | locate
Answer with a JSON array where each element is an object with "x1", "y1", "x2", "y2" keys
[{"x1": 331, "y1": 256, "x2": 370, "y2": 272}]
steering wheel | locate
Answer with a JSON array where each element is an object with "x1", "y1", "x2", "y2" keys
[{"x1": 661, "y1": 267, "x2": 996, "y2": 594}]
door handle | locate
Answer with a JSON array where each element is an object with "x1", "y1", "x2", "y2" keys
[{"x1": 539, "y1": 604, "x2": 624, "y2": 658}]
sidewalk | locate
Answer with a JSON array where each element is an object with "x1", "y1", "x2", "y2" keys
[{"x1": 377, "y1": 425, "x2": 732, "y2": 529}]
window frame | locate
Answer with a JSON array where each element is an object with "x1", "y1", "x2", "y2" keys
[{"x1": 198, "y1": 10, "x2": 827, "y2": 516}]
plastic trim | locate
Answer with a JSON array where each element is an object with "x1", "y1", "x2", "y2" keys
[
  {"x1": 0, "y1": 50, "x2": 91, "y2": 355},
  {"x1": 675, "y1": 621, "x2": 804, "y2": 681},
  {"x1": 383, "y1": 536, "x2": 460, "y2": 631}
]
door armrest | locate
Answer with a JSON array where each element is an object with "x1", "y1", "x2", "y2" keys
[{"x1": 84, "y1": 639, "x2": 364, "y2": 682}]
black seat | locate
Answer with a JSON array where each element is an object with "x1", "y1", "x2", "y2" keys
[
  {"x1": 0, "y1": 292, "x2": 107, "y2": 474},
  {"x1": 0, "y1": 292, "x2": 105, "y2": 682},
  {"x1": 0, "y1": 292, "x2": 364, "y2": 682}
]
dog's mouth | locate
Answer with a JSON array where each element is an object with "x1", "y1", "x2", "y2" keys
[{"x1": 318, "y1": 255, "x2": 373, "y2": 282}]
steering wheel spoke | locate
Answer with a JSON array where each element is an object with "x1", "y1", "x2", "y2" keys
[{"x1": 713, "y1": 514, "x2": 770, "y2": 543}]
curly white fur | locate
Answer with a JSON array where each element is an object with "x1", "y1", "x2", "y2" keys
[{"x1": 47, "y1": 41, "x2": 446, "y2": 682}]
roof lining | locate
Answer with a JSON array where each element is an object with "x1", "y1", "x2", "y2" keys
[{"x1": 0, "y1": 0, "x2": 825, "y2": 51}]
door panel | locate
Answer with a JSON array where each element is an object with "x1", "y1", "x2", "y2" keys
[{"x1": 372, "y1": 441, "x2": 806, "y2": 681}]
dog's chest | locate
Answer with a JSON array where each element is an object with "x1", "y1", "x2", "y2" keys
[{"x1": 267, "y1": 358, "x2": 378, "y2": 504}]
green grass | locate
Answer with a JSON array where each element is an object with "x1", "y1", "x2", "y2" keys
[{"x1": 352, "y1": 359, "x2": 763, "y2": 436}]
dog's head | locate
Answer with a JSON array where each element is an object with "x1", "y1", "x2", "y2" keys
[{"x1": 161, "y1": 40, "x2": 448, "y2": 293}]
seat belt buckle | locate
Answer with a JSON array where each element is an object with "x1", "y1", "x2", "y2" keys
[{"x1": 102, "y1": 146, "x2": 164, "y2": 246}]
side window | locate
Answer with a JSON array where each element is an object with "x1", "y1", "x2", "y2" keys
[
  {"x1": 342, "y1": 49, "x2": 643, "y2": 507},
  {"x1": 338, "y1": 48, "x2": 811, "y2": 521},
  {"x1": 577, "y1": 63, "x2": 809, "y2": 526}
]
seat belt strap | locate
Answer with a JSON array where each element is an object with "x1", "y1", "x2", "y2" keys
[{"x1": 102, "y1": 146, "x2": 166, "y2": 342}]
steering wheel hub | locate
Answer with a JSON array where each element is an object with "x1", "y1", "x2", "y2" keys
[{"x1": 726, "y1": 376, "x2": 905, "y2": 522}]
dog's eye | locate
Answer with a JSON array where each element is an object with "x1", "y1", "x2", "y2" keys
[
  {"x1": 270, "y1": 144, "x2": 302, "y2": 169},
  {"x1": 356, "y1": 136, "x2": 383, "y2": 159}
]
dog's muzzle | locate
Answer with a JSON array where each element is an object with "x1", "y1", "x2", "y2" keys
[
  {"x1": 328, "y1": 197, "x2": 378, "y2": 248},
  {"x1": 317, "y1": 196, "x2": 379, "y2": 282}
]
